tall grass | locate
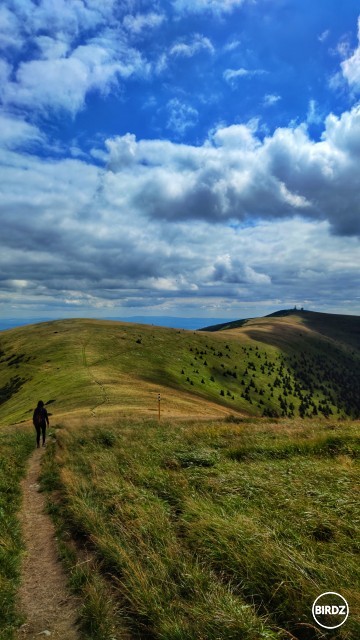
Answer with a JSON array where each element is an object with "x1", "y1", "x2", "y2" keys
[
  {"x1": 42, "y1": 418, "x2": 360, "y2": 639},
  {"x1": 0, "y1": 429, "x2": 33, "y2": 640}
]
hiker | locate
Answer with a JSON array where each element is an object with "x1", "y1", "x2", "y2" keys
[{"x1": 32, "y1": 400, "x2": 49, "y2": 448}]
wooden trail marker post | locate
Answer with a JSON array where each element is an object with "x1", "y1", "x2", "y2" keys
[{"x1": 158, "y1": 393, "x2": 161, "y2": 421}]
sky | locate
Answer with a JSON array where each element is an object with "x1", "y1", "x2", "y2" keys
[{"x1": 1, "y1": 0, "x2": 360, "y2": 324}]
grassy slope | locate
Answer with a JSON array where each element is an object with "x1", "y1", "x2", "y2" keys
[
  {"x1": 41, "y1": 416, "x2": 360, "y2": 640},
  {"x1": 202, "y1": 309, "x2": 360, "y2": 350},
  {"x1": 0, "y1": 429, "x2": 33, "y2": 639},
  {"x1": 0, "y1": 316, "x2": 259, "y2": 425},
  {"x1": 0, "y1": 311, "x2": 360, "y2": 426},
  {"x1": 0, "y1": 319, "x2": 241, "y2": 426}
]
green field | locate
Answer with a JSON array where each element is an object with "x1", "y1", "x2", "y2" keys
[
  {"x1": 0, "y1": 311, "x2": 359, "y2": 639},
  {"x1": 41, "y1": 416, "x2": 359, "y2": 639}
]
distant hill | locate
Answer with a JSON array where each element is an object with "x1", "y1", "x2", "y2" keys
[
  {"x1": 0, "y1": 312, "x2": 359, "y2": 425},
  {"x1": 0, "y1": 316, "x2": 238, "y2": 332},
  {"x1": 201, "y1": 309, "x2": 360, "y2": 350}
]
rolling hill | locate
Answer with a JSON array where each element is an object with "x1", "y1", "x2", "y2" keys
[{"x1": 0, "y1": 310, "x2": 359, "y2": 426}]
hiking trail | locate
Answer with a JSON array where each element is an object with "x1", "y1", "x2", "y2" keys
[{"x1": 16, "y1": 447, "x2": 80, "y2": 639}]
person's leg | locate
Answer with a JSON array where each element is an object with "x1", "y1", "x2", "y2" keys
[
  {"x1": 41, "y1": 424, "x2": 46, "y2": 446},
  {"x1": 35, "y1": 426, "x2": 40, "y2": 448}
]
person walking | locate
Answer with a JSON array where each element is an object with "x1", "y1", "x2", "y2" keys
[{"x1": 32, "y1": 400, "x2": 49, "y2": 448}]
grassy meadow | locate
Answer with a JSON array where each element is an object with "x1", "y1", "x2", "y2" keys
[
  {"x1": 0, "y1": 312, "x2": 359, "y2": 639},
  {"x1": 40, "y1": 416, "x2": 360, "y2": 640},
  {"x1": 0, "y1": 428, "x2": 33, "y2": 639}
]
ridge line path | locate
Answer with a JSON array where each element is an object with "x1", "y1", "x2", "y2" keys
[{"x1": 16, "y1": 446, "x2": 80, "y2": 639}]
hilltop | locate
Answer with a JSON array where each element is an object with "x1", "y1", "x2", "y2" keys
[
  {"x1": 0, "y1": 310, "x2": 359, "y2": 425},
  {"x1": 201, "y1": 308, "x2": 360, "y2": 349}
]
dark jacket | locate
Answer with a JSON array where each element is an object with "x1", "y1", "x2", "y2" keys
[{"x1": 33, "y1": 406, "x2": 49, "y2": 427}]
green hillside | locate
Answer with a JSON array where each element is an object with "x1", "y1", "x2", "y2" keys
[
  {"x1": 0, "y1": 314, "x2": 359, "y2": 640},
  {"x1": 0, "y1": 311, "x2": 359, "y2": 426},
  {"x1": 202, "y1": 308, "x2": 360, "y2": 349}
]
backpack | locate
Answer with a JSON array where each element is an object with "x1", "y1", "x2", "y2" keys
[{"x1": 34, "y1": 407, "x2": 44, "y2": 427}]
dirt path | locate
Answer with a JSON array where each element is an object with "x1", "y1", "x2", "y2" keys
[{"x1": 16, "y1": 447, "x2": 80, "y2": 639}]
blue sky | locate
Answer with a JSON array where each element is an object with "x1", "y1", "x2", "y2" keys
[{"x1": 1, "y1": 0, "x2": 360, "y2": 322}]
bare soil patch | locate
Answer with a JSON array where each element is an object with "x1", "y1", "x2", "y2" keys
[{"x1": 16, "y1": 447, "x2": 80, "y2": 640}]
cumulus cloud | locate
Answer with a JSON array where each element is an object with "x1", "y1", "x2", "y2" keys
[
  {"x1": 1, "y1": 3, "x2": 359, "y2": 316},
  {"x1": 3, "y1": 39, "x2": 146, "y2": 114},
  {"x1": 1, "y1": 148, "x2": 358, "y2": 314},
  {"x1": 104, "y1": 106, "x2": 360, "y2": 235},
  {"x1": 212, "y1": 255, "x2": 271, "y2": 285},
  {"x1": 0, "y1": 0, "x2": 149, "y2": 115}
]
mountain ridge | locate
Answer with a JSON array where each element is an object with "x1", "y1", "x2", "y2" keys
[{"x1": 0, "y1": 311, "x2": 359, "y2": 425}]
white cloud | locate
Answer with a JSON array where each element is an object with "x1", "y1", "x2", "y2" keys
[
  {"x1": 224, "y1": 39, "x2": 242, "y2": 52},
  {"x1": 35, "y1": 35, "x2": 69, "y2": 59},
  {"x1": 123, "y1": 12, "x2": 165, "y2": 34},
  {"x1": 306, "y1": 99, "x2": 323, "y2": 125},
  {"x1": 0, "y1": 111, "x2": 44, "y2": 149},
  {"x1": 105, "y1": 133, "x2": 138, "y2": 170},
  {"x1": 0, "y1": 5, "x2": 21, "y2": 49},
  {"x1": 0, "y1": 59, "x2": 11, "y2": 87},
  {"x1": 166, "y1": 99, "x2": 199, "y2": 135},
  {"x1": 5, "y1": 57, "x2": 92, "y2": 114},
  {"x1": 172, "y1": 0, "x2": 248, "y2": 15},
  {"x1": 18, "y1": 0, "x2": 113, "y2": 41},
  {"x1": 170, "y1": 34, "x2": 214, "y2": 58},
  {"x1": 341, "y1": 17, "x2": 360, "y2": 91},
  {"x1": 213, "y1": 122, "x2": 260, "y2": 150},
  {"x1": 223, "y1": 67, "x2": 266, "y2": 84},
  {"x1": 2, "y1": 40, "x2": 146, "y2": 114},
  {"x1": 0, "y1": 1, "x2": 148, "y2": 115},
  {"x1": 318, "y1": 29, "x2": 330, "y2": 44},
  {"x1": 263, "y1": 94, "x2": 281, "y2": 107}
]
